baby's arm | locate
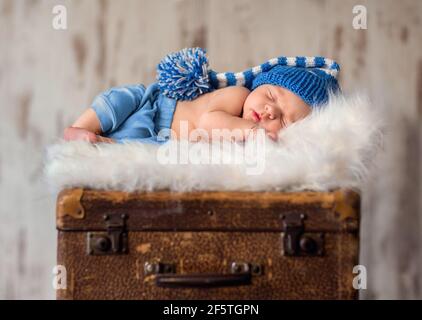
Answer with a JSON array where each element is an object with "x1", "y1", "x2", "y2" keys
[
  {"x1": 198, "y1": 111, "x2": 256, "y2": 142},
  {"x1": 197, "y1": 87, "x2": 256, "y2": 142}
]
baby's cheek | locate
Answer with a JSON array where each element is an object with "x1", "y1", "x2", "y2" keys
[
  {"x1": 241, "y1": 106, "x2": 250, "y2": 120},
  {"x1": 265, "y1": 122, "x2": 282, "y2": 133}
]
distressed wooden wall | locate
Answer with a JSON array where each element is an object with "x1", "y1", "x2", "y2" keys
[{"x1": 0, "y1": 0, "x2": 421, "y2": 299}]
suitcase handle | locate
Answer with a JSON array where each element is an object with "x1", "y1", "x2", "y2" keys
[{"x1": 155, "y1": 272, "x2": 252, "y2": 288}]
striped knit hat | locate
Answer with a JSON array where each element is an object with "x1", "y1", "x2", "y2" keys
[{"x1": 157, "y1": 47, "x2": 340, "y2": 106}]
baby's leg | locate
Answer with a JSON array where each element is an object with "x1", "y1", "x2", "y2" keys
[{"x1": 63, "y1": 107, "x2": 113, "y2": 143}]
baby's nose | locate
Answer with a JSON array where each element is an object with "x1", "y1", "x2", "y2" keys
[{"x1": 263, "y1": 105, "x2": 276, "y2": 120}]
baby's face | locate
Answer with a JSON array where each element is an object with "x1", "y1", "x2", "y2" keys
[{"x1": 242, "y1": 84, "x2": 311, "y2": 137}]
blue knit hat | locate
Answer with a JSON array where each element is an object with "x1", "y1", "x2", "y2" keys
[
  {"x1": 251, "y1": 65, "x2": 340, "y2": 106},
  {"x1": 157, "y1": 47, "x2": 340, "y2": 106}
]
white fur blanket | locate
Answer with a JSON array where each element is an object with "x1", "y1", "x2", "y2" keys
[{"x1": 43, "y1": 94, "x2": 384, "y2": 193}]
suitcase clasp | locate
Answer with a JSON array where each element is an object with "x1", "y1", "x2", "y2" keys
[
  {"x1": 87, "y1": 213, "x2": 128, "y2": 255},
  {"x1": 282, "y1": 213, "x2": 324, "y2": 256}
]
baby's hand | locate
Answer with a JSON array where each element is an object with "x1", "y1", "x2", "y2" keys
[
  {"x1": 266, "y1": 131, "x2": 278, "y2": 141},
  {"x1": 246, "y1": 125, "x2": 278, "y2": 142}
]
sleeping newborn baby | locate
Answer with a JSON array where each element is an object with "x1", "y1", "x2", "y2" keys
[{"x1": 64, "y1": 48, "x2": 340, "y2": 144}]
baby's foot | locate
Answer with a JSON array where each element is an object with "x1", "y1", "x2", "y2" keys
[
  {"x1": 96, "y1": 135, "x2": 116, "y2": 144},
  {"x1": 63, "y1": 127, "x2": 98, "y2": 143}
]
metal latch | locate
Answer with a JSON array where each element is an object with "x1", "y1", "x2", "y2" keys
[
  {"x1": 144, "y1": 262, "x2": 176, "y2": 276},
  {"x1": 281, "y1": 213, "x2": 324, "y2": 256},
  {"x1": 230, "y1": 262, "x2": 263, "y2": 276},
  {"x1": 87, "y1": 213, "x2": 128, "y2": 255}
]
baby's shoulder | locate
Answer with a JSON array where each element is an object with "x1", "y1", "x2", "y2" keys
[
  {"x1": 206, "y1": 86, "x2": 250, "y2": 114},
  {"x1": 211, "y1": 86, "x2": 250, "y2": 100}
]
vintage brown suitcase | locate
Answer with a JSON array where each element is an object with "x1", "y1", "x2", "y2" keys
[{"x1": 56, "y1": 188, "x2": 360, "y2": 300}]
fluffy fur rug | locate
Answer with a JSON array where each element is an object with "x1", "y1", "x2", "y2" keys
[{"x1": 44, "y1": 93, "x2": 384, "y2": 193}]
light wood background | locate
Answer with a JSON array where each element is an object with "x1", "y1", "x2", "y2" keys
[{"x1": 0, "y1": 0, "x2": 421, "y2": 299}]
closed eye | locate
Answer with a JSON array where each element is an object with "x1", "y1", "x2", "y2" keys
[
  {"x1": 267, "y1": 90, "x2": 274, "y2": 101},
  {"x1": 280, "y1": 117, "x2": 286, "y2": 127},
  {"x1": 280, "y1": 112, "x2": 287, "y2": 127}
]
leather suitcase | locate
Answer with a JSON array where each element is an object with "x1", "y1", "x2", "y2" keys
[{"x1": 56, "y1": 188, "x2": 360, "y2": 300}]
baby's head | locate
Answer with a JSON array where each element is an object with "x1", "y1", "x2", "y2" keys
[
  {"x1": 157, "y1": 49, "x2": 341, "y2": 138},
  {"x1": 242, "y1": 65, "x2": 340, "y2": 137},
  {"x1": 243, "y1": 84, "x2": 311, "y2": 136}
]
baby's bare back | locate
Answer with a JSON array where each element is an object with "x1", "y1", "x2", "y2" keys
[{"x1": 170, "y1": 86, "x2": 253, "y2": 141}]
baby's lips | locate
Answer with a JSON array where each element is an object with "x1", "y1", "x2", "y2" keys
[{"x1": 251, "y1": 110, "x2": 261, "y2": 123}]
